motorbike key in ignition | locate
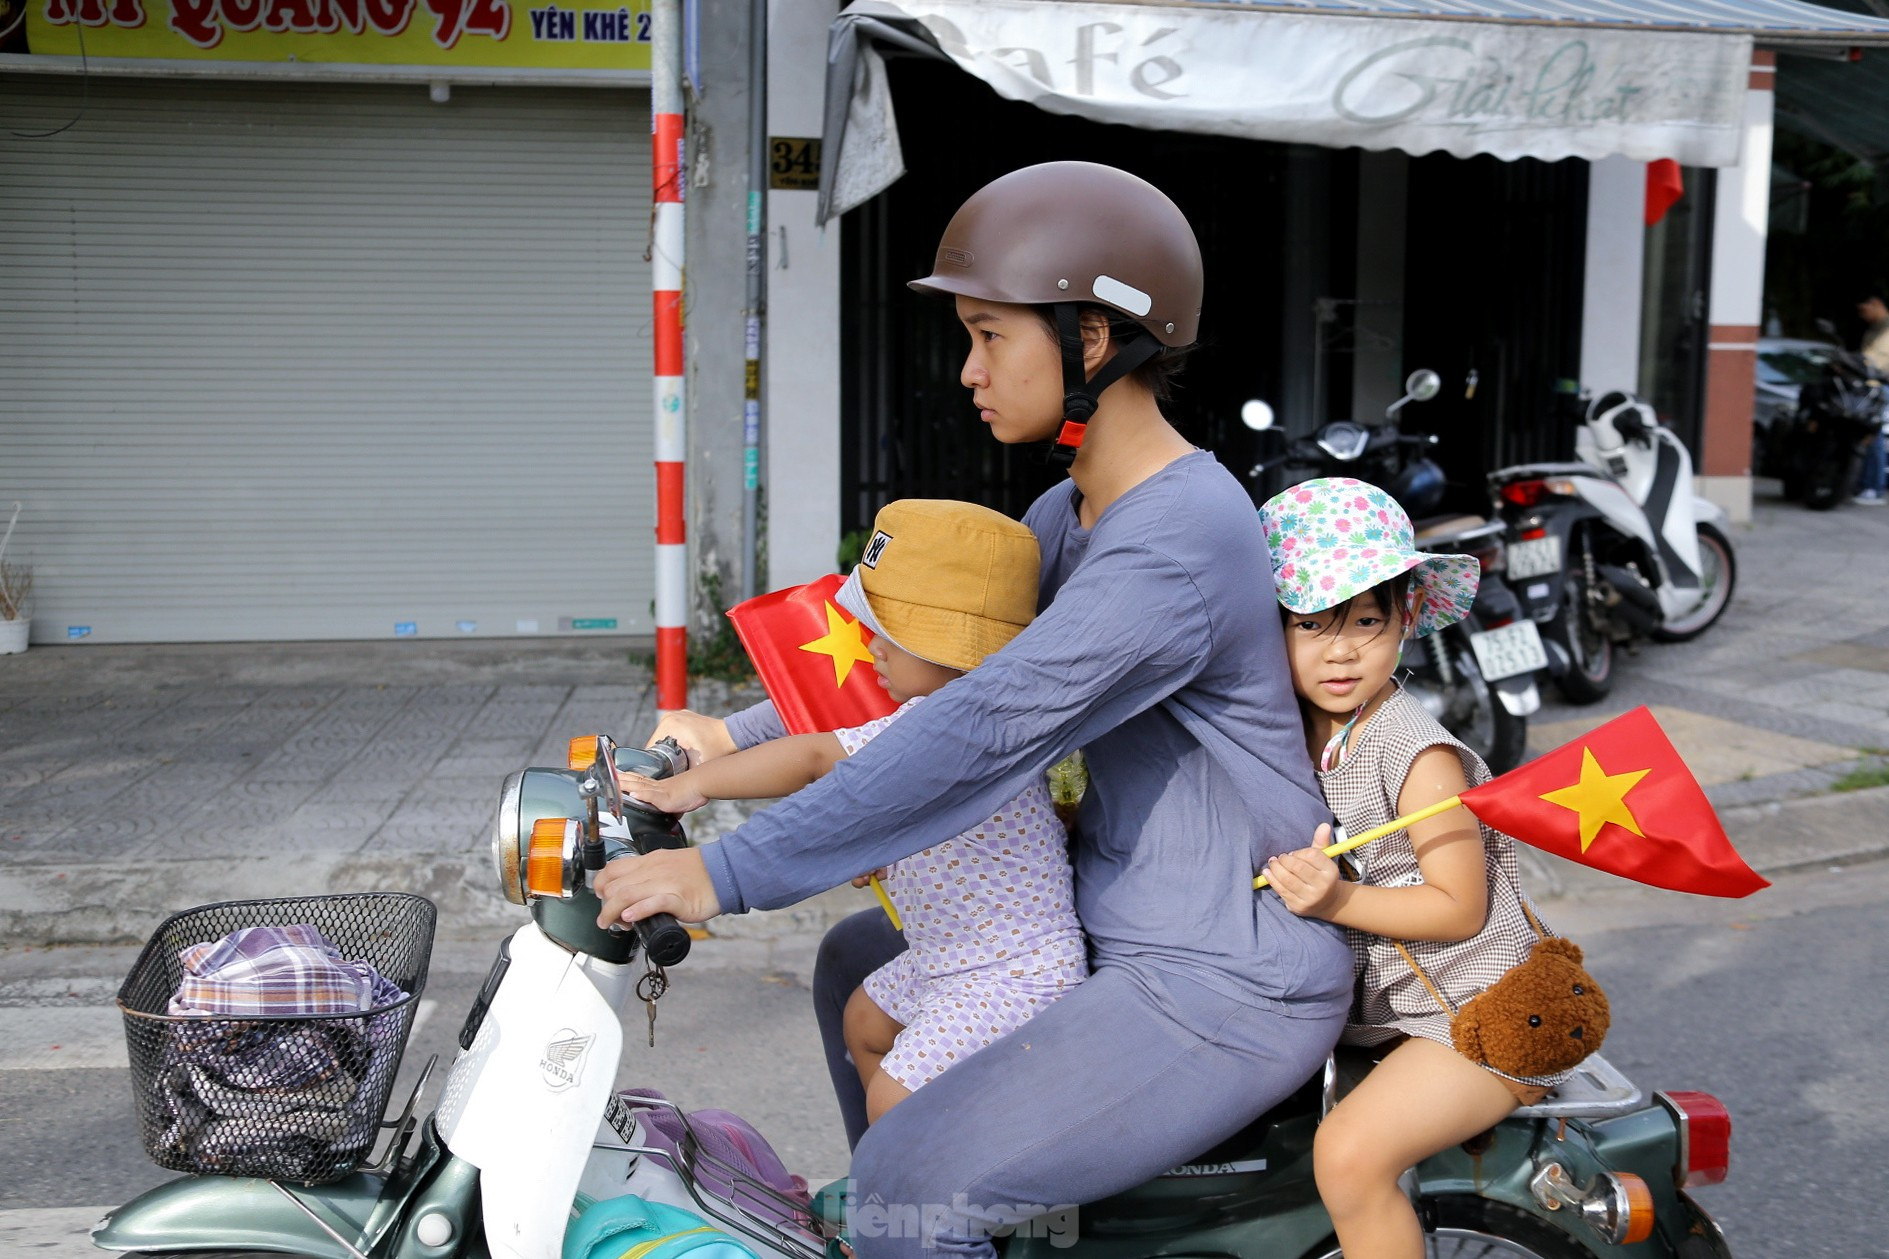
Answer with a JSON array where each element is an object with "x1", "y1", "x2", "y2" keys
[{"x1": 637, "y1": 961, "x2": 669, "y2": 1047}]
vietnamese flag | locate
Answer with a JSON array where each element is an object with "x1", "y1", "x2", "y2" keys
[
  {"x1": 1461, "y1": 707, "x2": 1767, "y2": 898},
  {"x1": 1645, "y1": 159, "x2": 1685, "y2": 227},
  {"x1": 725, "y1": 572, "x2": 898, "y2": 737}
]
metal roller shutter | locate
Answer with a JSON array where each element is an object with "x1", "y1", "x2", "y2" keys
[{"x1": 0, "y1": 75, "x2": 653, "y2": 643}]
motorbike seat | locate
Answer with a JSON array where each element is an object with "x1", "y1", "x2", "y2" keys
[
  {"x1": 810, "y1": 1067, "x2": 1328, "y2": 1240},
  {"x1": 1075, "y1": 1064, "x2": 1326, "y2": 1228},
  {"x1": 1414, "y1": 514, "x2": 1485, "y2": 539},
  {"x1": 1415, "y1": 515, "x2": 1503, "y2": 552},
  {"x1": 1491, "y1": 460, "x2": 1594, "y2": 481}
]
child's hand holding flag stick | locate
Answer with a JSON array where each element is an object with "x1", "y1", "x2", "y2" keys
[{"x1": 1256, "y1": 707, "x2": 1769, "y2": 899}]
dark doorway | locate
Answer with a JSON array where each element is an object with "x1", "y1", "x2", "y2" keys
[
  {"x1": 838, "y1": 58, "x2": 1323, "y2": 531},
  {"x1": 1639, "y1": 167, "x2": 1716, "y2": 452},
  {"x1": 1400, "y1": 154, "x2": 1590, "y2": 500}
]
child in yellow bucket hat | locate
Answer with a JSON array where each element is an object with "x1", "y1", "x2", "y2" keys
[{"x1": 620, "y1": 500, "x2": 1086, "y2": 1125}]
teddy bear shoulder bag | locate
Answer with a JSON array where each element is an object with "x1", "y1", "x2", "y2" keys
[{"x1": 1392, "y1": 903, "x2": 1610, "y2": 1080}]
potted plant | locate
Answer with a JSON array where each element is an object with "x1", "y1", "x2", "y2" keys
[
  {"x1": 0, "y1": 503, "x2": 30, "y2": 654},
  {"x1": 0, "y1": 559, "x2": 29, "y2": 654}
]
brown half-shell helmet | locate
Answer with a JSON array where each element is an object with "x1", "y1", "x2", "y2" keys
[{"x1": 909, "y1": 162, "x2": 1204, "y2": 465}]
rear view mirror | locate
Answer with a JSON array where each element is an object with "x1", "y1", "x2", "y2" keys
[{"x1": 1404, "y1": 370, "x2": 1441, "y2": 403}]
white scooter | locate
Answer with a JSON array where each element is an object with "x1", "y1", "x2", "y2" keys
[
  {"x1": 1488, "y1": 392, "x2": 1738, "y2": 704},
  {"x1": 96, "y1": 734, "x2": 829, "y2": 1259}
]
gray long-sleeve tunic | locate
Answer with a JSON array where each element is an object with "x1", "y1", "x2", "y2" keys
[{"x1": 704, "y1": 452, "x2": 1349, "y2": 1007}]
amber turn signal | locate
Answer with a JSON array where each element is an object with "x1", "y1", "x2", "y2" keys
[
  {"x1": 567, "y1": 736, "x2": 601, "y2": 771},
  {"x1": 1616, "y1": 1173, "x2": 1654, "y2": 1245},
  {"x1": 527, "y1": 817, "x2": 575, "y2": 899}
]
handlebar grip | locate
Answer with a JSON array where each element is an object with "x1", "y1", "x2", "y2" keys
[{"x1": 635, "y1": 912, "x2": 692, "y2": 966}]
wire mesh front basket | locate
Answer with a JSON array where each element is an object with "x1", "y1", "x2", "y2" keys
[{"x1": 118, "y1": 893, "x2": 436, "y2": 1185}]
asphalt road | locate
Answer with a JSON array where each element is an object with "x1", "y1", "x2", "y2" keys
[
  {"x1": 1547, "y1": 858, "x2": 1889, "y2": 1259},
  {"x1": 3, "y1": 859, "x2": 1885, "y2": 1257}
]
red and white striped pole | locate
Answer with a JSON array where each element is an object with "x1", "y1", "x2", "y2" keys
[{"x1": 651, "y1": 0, "x2": 687, "y2": 712}]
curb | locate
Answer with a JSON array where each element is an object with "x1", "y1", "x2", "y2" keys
[{"x1": 9, "y1": 785, "x2": 1885, "y2": 947}]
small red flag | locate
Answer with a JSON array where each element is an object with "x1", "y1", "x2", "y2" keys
[
  {"x1": 725, "y1": 572, "x2": 898, "y2": 737},
  {"x1": 1460, "y1": 707, "x2": 1767, "y2": 898},
  {"x1": 1646, "y1": 159, "x2": 1685, "y2": 227}
]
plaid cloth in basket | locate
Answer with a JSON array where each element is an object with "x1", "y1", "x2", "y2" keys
[
  {"x1": 153, "y1": 923, "x2": 408, "y2": 1176},
  {"x1": 170, "y1": 923, "x2": 402, "y2": 1017}
]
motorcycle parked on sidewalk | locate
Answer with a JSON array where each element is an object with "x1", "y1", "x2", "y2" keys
[
  {"x1": 94, "y1": 732, "x2": 1737, "y2": 1259},
  {"x1": 1245, "y1": 370, "x2": 1545, "y2": 773},
  {"x1": 1488, "y1": 392, "x2": 1736, "y2": 705},
  {"x1": 1761, "y1": 347, "x2": 1887, "y2": 511}
]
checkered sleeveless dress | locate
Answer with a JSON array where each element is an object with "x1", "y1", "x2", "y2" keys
[{"x1": 1318, "y1": 686, "x2": 1570, "y2": 1089}]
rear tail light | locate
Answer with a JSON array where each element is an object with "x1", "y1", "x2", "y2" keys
[
  {"x1": 1500, "y1": 479, "x2": 1548, "y2": 507},
  {"x1": 1657, "y1": 1090, "x2": 1732, "y2": 1188},
  {"x1": 1498, "y1": 478, "x2": 1580, "y2": 508},
  {"x1": 1520, "y1": 527, "x2": 1547, "y2": 541}
]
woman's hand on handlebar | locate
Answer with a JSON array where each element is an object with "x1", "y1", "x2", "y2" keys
[
  {"x1": 849, "y1": 867, "x2": 889, "y2": 890},
  {"x1": 648, "y1": 709, "x2": 736, "y2": 765},
  {"x1": 621, "y1": 771, "x2": 708, "y2": 815},
  {"x1": 594, "y1": 847, "x2": 722, "y2": 928}
]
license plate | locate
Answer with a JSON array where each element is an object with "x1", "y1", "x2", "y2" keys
[
  {"x1": 1506, "y1": 536, "x2": 1563, "y2": 580},
  {"x1": 1469, "y1": 621, "x2": 1549, "y2": 682}
]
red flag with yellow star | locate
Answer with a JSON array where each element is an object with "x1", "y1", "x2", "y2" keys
[
  {"x1": 724, "y1": 572, "x2": 899, "y2": 737},
  {"x1": 1459, "y1": 706, "x2": 1768, "y2": 898}
]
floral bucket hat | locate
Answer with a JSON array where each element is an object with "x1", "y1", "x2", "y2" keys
[{"x1": 1259, "y1": 477, "x2": 1479, "y2": 639}]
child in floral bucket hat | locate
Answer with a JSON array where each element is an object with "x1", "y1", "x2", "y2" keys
[{"x1": 1257, "y1": 477, "x2": 1570, "y2": 1259}]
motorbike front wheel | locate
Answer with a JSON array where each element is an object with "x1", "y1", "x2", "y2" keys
[
  {"x1": 1404, "y1": 627, "x2": 1528, "y2": 775},
  {"x1": 1651, "y1": 522, "x2": 1737, "y2": 643},
  {"x1": 1544, "y1": 562, "x2": 1614, "y2": 704},
  {"x1": 1303, "y1": 1194, "x2": 1593, "y2": 1258},
  {"x1": 1801, "y1": 450, "x2": 1862, "y2": 510}
]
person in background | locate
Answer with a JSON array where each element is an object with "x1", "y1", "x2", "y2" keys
[{"x1": 1852, "y1": 291, "x2": 1888, "y2": 505}]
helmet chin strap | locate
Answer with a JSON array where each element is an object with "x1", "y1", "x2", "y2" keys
[{"x1": 1048, "y1": 304, "x2": 1161, "y2": 469}]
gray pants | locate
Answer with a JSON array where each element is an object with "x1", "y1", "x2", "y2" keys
[{"x1": 811, "y1": 908, "x2": 1349, "y2": 1258}]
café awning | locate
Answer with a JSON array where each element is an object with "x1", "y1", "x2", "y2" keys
[{"x1": 818, "y1": 0, "x2": 1889, "y2": 221}]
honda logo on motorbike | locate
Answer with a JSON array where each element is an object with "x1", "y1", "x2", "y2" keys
[{"x1": 540, "y1": 1029, "x2": 594, "y2": 1091}]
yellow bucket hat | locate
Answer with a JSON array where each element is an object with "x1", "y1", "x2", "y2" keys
[{"x1": 834, "y1": 500, "x2": 1040, "y2": 672}]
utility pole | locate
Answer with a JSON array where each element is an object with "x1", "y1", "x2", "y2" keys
[{"x1": 651, "y1": 0, "x2": 688, "y2": 711}]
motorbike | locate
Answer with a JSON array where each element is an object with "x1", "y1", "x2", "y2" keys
[
  {"x1": 1244, "y1": 370, "x2": 1545, "y2": 774},
  {"x1": 1488, "y1": 392, "x2": 1736, "y2": 705},
  {"x1": 1762, "y1": 346, "x2": 1887, "y2": 511},
  {"x1": 93, "y1": 731, "x2": 1737, "y2": 1259}
]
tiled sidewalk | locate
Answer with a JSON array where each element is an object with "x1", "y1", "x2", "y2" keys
[{"x1": 4, "y1": 484, "x2": 1887, "y2": 942}]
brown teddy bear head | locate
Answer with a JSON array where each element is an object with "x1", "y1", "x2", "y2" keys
[{"x1": 1450, "y1": 936, "x2": 1609, "y2": 1080}]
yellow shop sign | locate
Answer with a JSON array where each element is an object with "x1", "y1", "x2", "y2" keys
[{"x1": 27, "y1": 0, "x2": 653, "y2": 70}]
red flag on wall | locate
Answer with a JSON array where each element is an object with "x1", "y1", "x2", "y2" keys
[
  {"x1": 1460, "y1": 707, "x2": 1767, "y2": 898},
  {"x1": 725, "y1": 572, "x2": 898, "y2": 737},
  {"x1": 1646, "y1": 159, "x2": 1685, "y2": 227}
]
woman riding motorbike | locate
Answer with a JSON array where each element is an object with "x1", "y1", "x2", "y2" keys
[{"x1": 594, "y1": 162, "x2": 1354, "y2": 1259}]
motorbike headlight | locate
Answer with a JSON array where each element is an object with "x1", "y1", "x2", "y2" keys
[{"x1": 492, "y1": 767, "x2": 587, "y2": 905}]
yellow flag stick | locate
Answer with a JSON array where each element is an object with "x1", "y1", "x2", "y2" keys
[
  {"x1": 1253, "y1": 795, "x2": 1465, "y2": 890},
  {"x1": 869, "y1": 874, "x2": 904, "y2": 931}
]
